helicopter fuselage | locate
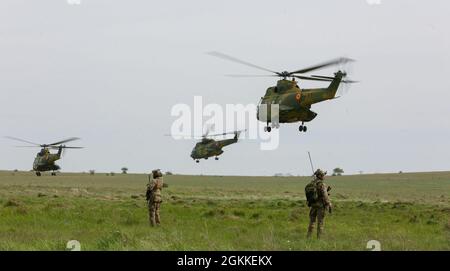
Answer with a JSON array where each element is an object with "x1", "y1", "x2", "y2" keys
[
  {"x1": 32, "y1": 148, "x2": 62, "y2": 172},
  {"x1": 257, "y1": 72, "x2": 343, "y2": 124},
  {"x1": 190, "y1": 137, "x2": 238, "y2": 160},
  {"x1": 5, "y1": 137, "x2": 81, "y2": 175}
]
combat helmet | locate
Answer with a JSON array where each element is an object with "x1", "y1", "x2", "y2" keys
[
  {"x1": 152, "y1": 169, "x2": 163, "y2": 178},
  {"x1": 314, "y1": 169, "x2": 327, "y2": 180}
]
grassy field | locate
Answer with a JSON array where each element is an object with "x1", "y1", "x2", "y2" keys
[{"x1": 0, "y1": 170, "x2": 449, "y2": 251}]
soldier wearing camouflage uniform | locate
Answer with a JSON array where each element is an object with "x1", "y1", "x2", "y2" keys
[
  {"x1": 146, "y1": 169, "x2": 164, "y2": 227},
  {"x1": 306, "y1": 169, "x2": 332, "y2": 239}
]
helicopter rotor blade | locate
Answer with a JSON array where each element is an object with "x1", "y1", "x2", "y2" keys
[
  {"x1": 289, "y1": 57, "x2": 354, "y2": 75},
  {"x1": 4, "y1": 136, "x2": 41, "y2": 146},
  {"x1": 207, "y1": 129, "x2": 247, "y2": 137},
  {"x1": 202, "y1": 124, "x2": 216, "y2": 138},
  {"x1": 165, "y1": 134, "x2": 204, "y2": 139},
  {"x1": 207, "y1": 51, "x2": 279, "y2": 75},
  {"x1": 49, "y1": 146, "x2": 83, "y2": 149},
  {"x1": 206, "y1": 132, "x2": 230, "y2": 137},
  {"x1": 342, "y1": 79, "x2": 359, "y2": 83},
  {"x1": 48, "y1": 137, "x2": 80, "y2": 146},
  {"x1": 310, "y1": 75, "x2": 335, "y2": 80},
  {"x1": 292, "y1": 75, "x2": 333, "y2": 82},
  {"x1": 311, "y1": 75, "x2": 359, "y2": 84},
  {"x1": 225, "y1": 74, "x2": 278, "y2": 78}
]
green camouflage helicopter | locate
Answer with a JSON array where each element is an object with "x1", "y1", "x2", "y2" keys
[
  {"x1": 169, "y1": 129, "x2": 245, "y2": 163},
  {"x1": 208, "y1": 52, "x2": 357, "y2": 133},
  {"x1": 190, "y1": 130, "x2": 245, "y2": 163},
  {"x1": 5, "y1": 136, "x2": 82, "y2": 176}
]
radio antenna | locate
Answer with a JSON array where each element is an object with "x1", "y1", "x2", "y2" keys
[{"x1": 308, "y1": 151, "x2": 315, "y2": 174}]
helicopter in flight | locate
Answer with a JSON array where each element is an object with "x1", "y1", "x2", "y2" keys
[
  {"x1": 190, "y1": 130, "x2": 245, "y2": 163},
  {"x1": 208, "y1": 52, "x2": 357, "y2": 133},
  {"x1": 5, "y1": 136, "x2": 82, "y2": 176},
  {"x1": 168, "y1": 129, "x2": 245, "y2": 163}
]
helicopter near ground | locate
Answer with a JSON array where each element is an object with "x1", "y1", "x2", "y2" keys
[{"x1": 4, "y1": 137, "x2": 83, "y2": 176}]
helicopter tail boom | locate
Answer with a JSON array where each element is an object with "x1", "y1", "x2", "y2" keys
[
  {"x1": 326, "y1": 71, "x2": 345, "y2": 98},
  {"x1": 219, "y1": 131, "x2": 242, "y2": 147},
  {"x1": 218, "y1": 137, "x2": 238, "y2": 148},
  {"x1": 300, "y1": 71, "x2": 344, "y2": 105}
]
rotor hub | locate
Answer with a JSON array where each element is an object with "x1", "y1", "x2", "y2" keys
[{"x1": 280, "y1": 71, "x2": 290, "y2": 78}]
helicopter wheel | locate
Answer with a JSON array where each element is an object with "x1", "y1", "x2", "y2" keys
[
  {"x1": 264, "y1": 126, "x2": 272, "y2": 132},
  {"x1": 36, "y1": 172, "x2": 41, "y2": 177},
  {"x1": 196, "y1": 160, "x2": 199, "y2": 163},
  {"x1": 51, "y1": 172, "x2": 56, "y2": 176},
  {"x1": 215, "y1": 157, "x2": 219, "y2": 160},
  {"x1": 299, "y1": 125, "x2": 307, "y2": 132}
]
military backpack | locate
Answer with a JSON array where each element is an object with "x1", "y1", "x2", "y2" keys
[{"x1": 305, "y1": 181, "x2": 320, "y2": 206}]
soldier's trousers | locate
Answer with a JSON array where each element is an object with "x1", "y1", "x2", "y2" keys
[
  {"x1": 307, "y1": 207, "x2": 326, "y2": 238},
  {"x1": 149, "y1": 201, "x2": 161, "y2": 226}
]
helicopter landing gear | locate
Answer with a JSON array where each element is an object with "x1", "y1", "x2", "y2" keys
[
  {"x1": 35, "y1": 172, "x2": 41, "y2": 177},
  {"x1": 299, "y1": 122, "x2": 308, "y2": 133},
  {"x1": 263, "y1": 121, "x2": 272, "y2": 132},
  {"x1": 299, "y1": 125, "x2": 307, "y2": 132},
  {"x1": 196, "y1": 160, "x2": 199, "y2": 163},
  {"x1": 51, "y1": 172, "x2": 56, "y2": 176},
  {"x1": 215, "y1": 157, "x2": 219, "y2": 161},
  {"x1": 263, "y1": 120, "x2": 280, "y2": 132}
]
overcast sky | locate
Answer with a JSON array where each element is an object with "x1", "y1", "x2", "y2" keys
[{"x1": 1, "y1": 0, "x2": 449, "y2": 176}]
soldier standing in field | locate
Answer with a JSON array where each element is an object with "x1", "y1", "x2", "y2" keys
[
  {"x1": 146, "y1": 169, "x2": 164, "y2": 227},
  {"x1": 305, "y1": 169, "x2": 332, "y2": 239}
]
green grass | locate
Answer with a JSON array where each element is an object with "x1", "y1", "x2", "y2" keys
[{"x1": 0, "y1": 171, "x2": 449, "y2": 250}]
